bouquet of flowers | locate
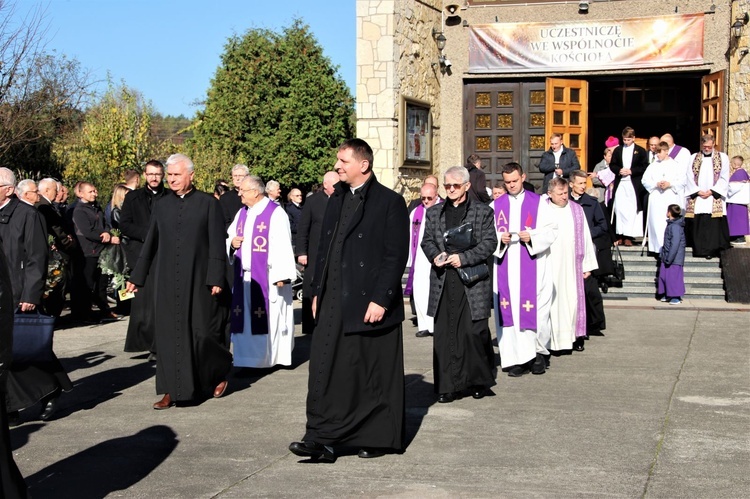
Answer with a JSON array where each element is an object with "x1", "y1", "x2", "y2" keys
[
  {"x1": 98, "y1": 229, "x2": 129, "y2": 292},
  {"x1": 43, "y1": 235, "x2": 67, "y2": 299}
]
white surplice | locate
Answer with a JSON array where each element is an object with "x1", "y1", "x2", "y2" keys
[
  {"x1": 613, "y1": 144, "x2": 644, "y2": 237},
  {"x1": 547, "y1": 202, "x2": 598, "y2": 351},
  {"x1": 226, "y1": 197, "x2": 297, "y2": 367},
  {"x1": 493, "y1": 191, "x2": 558, "y2": 368},
  {"x1": 642, "y1": 157, "x2": 687, "y2": 253},
  {"x1": 684, "y1": 152, "x2": 730, "y2": 214},
  {"x1": 407, "y1": 207, "x2": 433, "y2": 333},
  {"x1": 669, "y1": 145, "x2": 692, "y2": 209}
]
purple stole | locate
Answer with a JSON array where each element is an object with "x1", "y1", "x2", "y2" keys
[
  {"x1": 569, "y1": 201, "x2": 587, "y2": 338},
  {"x1": 230, "y1": 202, "x2": 277, "y2": 335},
  {"x1": 404, "y1": 204, "x2": 425, "y2": 296},
  {"x1": 493, "y1": 191, "x2": 540, "y2": 330},
  {"x1": 668, "y1": 145, "x2": 683, "y2": 160}
]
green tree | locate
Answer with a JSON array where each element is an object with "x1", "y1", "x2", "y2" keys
[
  {"x1": 53, "y1": 82, "x2": 154, "y2": 200},
  {"x1": 187, "y1": 19, "x2": 354, "y2": 191}
]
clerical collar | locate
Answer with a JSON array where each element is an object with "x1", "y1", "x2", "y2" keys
[
  {"x1": 0, "y1": 198, "x2": 10, "y2": 211},
  {"x1": 571, "y1": 193, "x2": 581, "y2": 200},
  {"x1": 509, "y1": 189, "x2": 525, "y2": 199},
  {"x1": 147, "y1": 185, "x2": 163, "y2": 195},
  {"x1": 703, "y1": 151, "x2": 714, "y2": 157},
  {"x1": 349, "y1": 182, "x2": 365, "y2": 194}
]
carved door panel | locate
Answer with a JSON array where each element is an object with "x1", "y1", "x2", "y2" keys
[
  {"x1": 464, "y1": 81, "x2": 546, "y2": 191},
  {"x1": 700, "y1": 70, "x2": 725, "y2": 149},
  {"x1": 545, "y1": 77, "x2": 589, "y2": 171}
]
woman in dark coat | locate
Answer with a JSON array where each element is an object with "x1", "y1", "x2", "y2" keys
[{"x1": 421, "y1": 166, "x2": 497, "y2": 403}]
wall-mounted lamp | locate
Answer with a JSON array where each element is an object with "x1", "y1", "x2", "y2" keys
[
  {"x1": 578, "y1": 1, "x2": 590, "y2": 14},
  {"x1": 732, "y1": 13, "x2": 749, "y2": 40},
  {"x1": 432, "y1": 27, "x2": 446, "y2": 51},
  {"x1": 740, "y1": 47, "x2": 750, "y2": 57}
]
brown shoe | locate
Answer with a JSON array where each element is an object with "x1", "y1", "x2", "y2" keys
[
  {"x1": 153, "y1": 394, "x2": 174, "y2": 410},
  {"x1": 213, "y1": 381, "x2": 228, "y2": 398}
]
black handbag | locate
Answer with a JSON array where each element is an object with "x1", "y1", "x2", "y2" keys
[
  {"x1": 443, "y1": 222, "x2": 474, "y2": 253},
  {"x1": 13, "y1": 310, "x2": 55, "y2": 364},
  {"x1": 611, "y1": 244, "x2": 625, "y2": 282},
  {"x1": 444, "y1": 222, "x2": 489, "y2": 286},
  {"x1": 456, "y1": 263, "x2": 490, "y2": 286}
]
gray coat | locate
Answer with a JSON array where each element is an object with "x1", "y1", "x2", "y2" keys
[{"x1": 421, "y1": 198, "x2": 497, "y2": 321}]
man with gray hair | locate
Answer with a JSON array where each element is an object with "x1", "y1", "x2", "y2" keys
[
  {"x1": 127, "y1": 153, "x2": 232, "y2": 410},
  {"x1": 266, "y1": 180, "x2": 282, "y2": 206},
  {"x1": 15, "y1": 179, "x2": 40, "y2": 207},
  {"x1": 220, "y1": 164, "x2": 250, "y2": 228}
]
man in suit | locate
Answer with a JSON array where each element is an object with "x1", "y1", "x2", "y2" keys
[
  {"x1": 289, "y1": 139, "x2": 409, "y2": 462},
  {"x1": 295, "y1": 171, "x2": 338, "y2": 335},
  {"x1": 119, "y1": 160, "x2": 168, "y2": 355},
  {"x1": 537, "y1": 133, "x2": 581, "y2": 193},
  {"x1": 219, "y1": 164, "x2": 249, "y2": 228},
  {"x1": 465, "y1": 155, "x2": 492, "y2": 204},
  {"x1": 609, "y1": 126, "x2": 649, "y2": 246}
]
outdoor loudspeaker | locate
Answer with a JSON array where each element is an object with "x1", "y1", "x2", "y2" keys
[{"x1": 445, "y1": 4, "x2": 460, "y2": 16}]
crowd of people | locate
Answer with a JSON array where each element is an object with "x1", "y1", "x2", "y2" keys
[{"x1": 0, "y1": 130, "x2": 747, "y2": 486}]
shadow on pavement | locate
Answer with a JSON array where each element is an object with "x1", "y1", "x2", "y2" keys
[
  {"x1": 58, "y1": 351, "x2": 115, "y2": 375},
  {"x1": 9, "y1": 422, "x2": 44, "y2": 451},
  {"x1": 53, "y1": 361, "x2": 156, "y2": 419},
  {"x1": 404, "y1": 373, "x2": 436, "y2": 449},
  {"x1": 25, "y1": 425, "x2": 178, "y2": 498}
]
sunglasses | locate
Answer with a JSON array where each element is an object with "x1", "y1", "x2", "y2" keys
[
  {"x1": 421, "y1": 196, "x2": 434, "y2": 201},
  {"x1": 443, "y1": 183, "x2": 466, "y2": 190}
]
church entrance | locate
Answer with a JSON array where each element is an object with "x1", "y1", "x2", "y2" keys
[{"x1": 463, "y1": 71, "x2": 713, "y2": 193}]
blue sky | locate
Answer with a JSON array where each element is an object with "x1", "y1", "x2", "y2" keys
[{"x1": 12, "y1": 0, "x2": 356, "y2": 117}]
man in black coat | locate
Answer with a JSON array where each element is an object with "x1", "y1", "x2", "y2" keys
[
  {"x1": 537, "y1": 133, "x2": 582, "y2": 193},
  {"x1": 0, "y1": 169, "x2": 47, "y2": 313},
  {"x1": 295, "y1": 171, "x2": 339, "y2": 335},
  {"x1": 0, "y1": 169, "x2": 72, "y2": 424},
  {"x1": 36, "y1": 178, "x2": 77, "y2": 318},
  {"x1": 219, "y1": 164, "x2": 249, "y2": 228},
  {"x1": 569, "y1": 171, "x2": 608, "y2": 337},
  {"x1": 0, "y1": 246, "x2": 29, "y2": 498},
  {"x1": 119, "y1": 160, "x2": 168, "y2": 354},
  {"x1": 289, "y1": 139, "x2": 409, "y2": 462},
  {"x1": 465, "y1": 155, "x2": 492, "y2": 204},
  {"x1": 609, "y1": 126, "x2": 649, "y2": 245},
  {"x1": 72, "y1": 182, "x2": 119, "y2": 321}
]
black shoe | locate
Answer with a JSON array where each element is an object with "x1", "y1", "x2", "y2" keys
[
  {"x1": 358, "y1": 448, "x2": 386, "y2": 459},
  {"x1": 531, "y1": 354, "x2": 546, "y2": 375},
  {"x1": 543, "y1": 354, "x2": 551, "y2": 369},
  {"x1": 415, "y1": 330, "x2": 433, "y2": 338},
  {"x1": 508, "y1": 365, "x2": 529, "y2": 377},
  {"x1": 573, "y1": 338, "x2": 585, "y2": 352},
  {"x1": 40, "y1": 397, "x2": 58, "y2": 421},
  {"x1": 437, "y1": 393, "x2": 455, "y2": 403},
  {"x1": 471, "y1": 386, "x2": 486, "y2": 399},
  {"x1": 7, "y1": 411, "x2": 21, "y2": 427},
  {"x1": 289, "y1": 441, "x2": 336, "y2": 463}
]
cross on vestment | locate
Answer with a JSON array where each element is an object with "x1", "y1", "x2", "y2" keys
[
  {"x1": 500, "y1": 297, "x2": 510, "y2": 309},
  {"x1": 522, "y1": 300, "x2": 535, "y2": 312},
  {"x1": 233, "y1": 305, "x2": 242, "y2": 316},
  {"x1": 256, "y1": 221, "x2": 267, "y2": 233},
  {"x1": 254, "y1": 307, "x2": 266, "y2": 318}
]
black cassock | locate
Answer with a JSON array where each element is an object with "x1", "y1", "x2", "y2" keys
[
  {"x1": 129, "y1": 189, "x2": 232, "y2": 401},
  {"x1": 304, "y1": 185, "x2": 406, "y2": 451}
]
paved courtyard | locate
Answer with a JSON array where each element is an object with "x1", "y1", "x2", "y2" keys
[{"x1": 10, "y1": 299, "x2": 750, "y2": 498}]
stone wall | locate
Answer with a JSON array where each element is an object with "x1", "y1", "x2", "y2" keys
[
  {"x1": 728, "y1": 0, "x2": 750, "y2": 162},
  {"x1": 357, "y1": 0, "x2": 442, "y2": 201}
]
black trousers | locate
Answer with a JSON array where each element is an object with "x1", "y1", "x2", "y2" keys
[
  {"x1": 584, "y1": 275, "x2": 606, "y2": 334},
  {"x1": 0, "y1": 390, "x2": 28, "y2": 498},
  {"x1": 83, "y1": 256, "x2": 110, "y2": 314}
]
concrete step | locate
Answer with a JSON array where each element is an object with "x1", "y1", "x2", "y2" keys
[{"x1": 603, "y1": 285, "x2": 726, "y2": 299}]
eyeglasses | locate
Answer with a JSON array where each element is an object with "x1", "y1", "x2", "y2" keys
[
  {"x1": 145, "y1": 173, "x2": 163, "y2": 177},
  {"x1": 443, "y1": 183, "x2": 466, "y2": 190},
  {"x1": 421, "y1": 196, "x2": 434, "y2": 201}
]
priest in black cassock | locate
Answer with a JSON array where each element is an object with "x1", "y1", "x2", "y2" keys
[
  {"x1": 127, "y1": 154, "x2": 232, "y2": 410},
  {"x1": 289, "y1": 139, "x2": 409, "y2": 462},
  {"x1": 119, "y1": 160, "x2": 167, "y2": 356}
]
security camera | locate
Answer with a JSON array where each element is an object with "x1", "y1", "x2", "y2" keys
[
  {"x1": 445, "y1": 4, "x2": 460, "y2": 16},
  {"x1": 578, "y1": 1, "x2": 590, "y2": 12},
  {"x1": 442, "y1": 57, "x2": 452, "y2": 69}
]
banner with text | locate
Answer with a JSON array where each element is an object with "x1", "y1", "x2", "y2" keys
[{"x1": 469, "y1": 14, "x2": 704, "y2": 73}]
